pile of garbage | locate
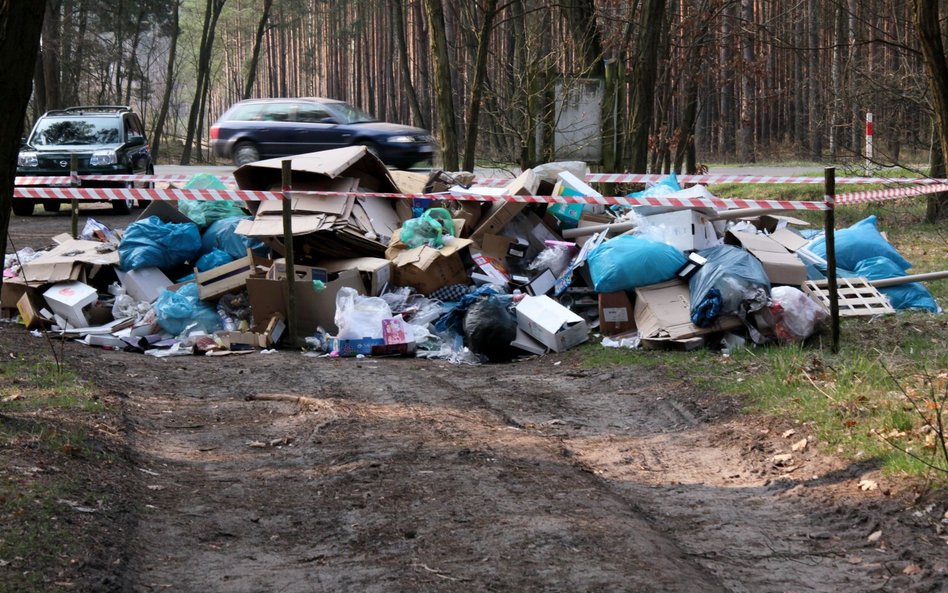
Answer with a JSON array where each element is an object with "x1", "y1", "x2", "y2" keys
[{"x1": 2, "y1": 147, "x2": 941, "y2": 362}]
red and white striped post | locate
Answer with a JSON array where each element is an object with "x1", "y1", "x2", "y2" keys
[{"x1": 865, "y1": 112, "x2": 874, "y2": 176}]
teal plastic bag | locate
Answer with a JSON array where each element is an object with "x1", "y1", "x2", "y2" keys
[
  {"x1": 809, "y1": 216, "x2": 912, "y2": 272},
  {"x1": 400, "y1": 208, "x2": 456, "y2": 249},
  {"x1": 852, "y1": 256, "x2": 939, "y2": 312},
  {"x1": 587, "y1": 235, "x2": 686, "y2": 292},
  {"x1": 153, "y1": 283, "x2": 222, "y2": 336}
]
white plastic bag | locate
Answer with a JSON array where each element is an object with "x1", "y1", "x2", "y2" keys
[
  {"x1": 768, "y1": 286, "x2": 829, "y2": 342},
  {"x1": 334, "y1": 287, "x2": 392, "y2": 339}
]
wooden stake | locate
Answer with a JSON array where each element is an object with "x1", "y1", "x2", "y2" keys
[
  {"x1": 70, "y1": 154, "x2": 79, "y2": 239},
  {"x1": 824, "y1": 167, "x2": 840, "y2": 353},
  {"x1": 281, "y1": 160, "x2": 298, "y2": 348}
]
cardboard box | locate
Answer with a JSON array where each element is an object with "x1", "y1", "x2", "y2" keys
[
  {"x1": 515, "y1": 295, "x2": 589, "y2": 352},
  {"x1": 640, "y1": 209, "x2": 718, "y2": 252},
  {"x1": 195, "y1": 251, "x2": 272, "y2": 300},
  {"x1": 246, "y1": 268, "x2": 364, "y2": 337},
  {"x1": 385, "y1": 234, "x2": 473, "y2": 296},
  {"x1": 266, "y1": 259, "x2": 329, "y2": 283},
  {"x1": 769, "y1": 228, "x2": 809, "y2": 253},
  {"x1": 724, "y1": 230, "x2": 807, "y2": 286},
  {"x1": 633, "y1": 279, "x2": 741, "y2": 340},
  {"x1": 598, "y1": 291, "x2": 635, "y2": 336},
  {"x1": 17, "y1": 292, "x2": 50, "y2": 329},
  {"x1": 117, "y1": 267, "x2": 172, "y2": 303},
  {"x1": 43, "y1": 281, "x2": 98, "y2": 329},
  {"x1": 330, "y1": 337, "x2": 385, "y2": 356},
  {"x1": 219, "y1": 314, "x2": 286, "y2": 349},
  {"x1": 317, "y1": 257, "x2": 391, "y2": 296}
]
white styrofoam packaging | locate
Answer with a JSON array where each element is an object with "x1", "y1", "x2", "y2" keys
[
  {"x1": 43, "y1": 281, "x2": 98, "y2": 329},
  {"x1": 639, "y1": 209, "x2": 718, "y2": 252},
  {"x1": 117, "y1": 267, "x2": 173, "y2": 303},
  {"x1": 515, "y1": 295, "x2": 589, "y2": 353}
]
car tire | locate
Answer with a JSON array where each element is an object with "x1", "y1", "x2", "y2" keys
[
  {"x1": 135, "y1": 166, "x2": 154, "y2": 209},
  {"x1": 12, "y1": 200, "x2": 35, "y2": 217},
  {"x1": 42, "y1": 200, "x2": 62, "y2": 213},
  {"x1": 112, "y1": 197, "x2": 133, "y2": 215},
  {"x1": 233, "y1": 142, "x2": 261, "y2": 167}
]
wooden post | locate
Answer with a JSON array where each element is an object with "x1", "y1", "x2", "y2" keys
[
  {"x1": 824, "y1": 167, "x2": 840, "y2": 352},
  {"x1": 70, "y1": 153, "x2": 79, "y2": 238},
  {"x1": 281, "y1": 160, "x2": 298, "y2": 348}
]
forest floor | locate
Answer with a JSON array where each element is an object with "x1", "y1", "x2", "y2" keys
[{"x1": 2, "y1": 209, "x2": 947, "y2": 593}]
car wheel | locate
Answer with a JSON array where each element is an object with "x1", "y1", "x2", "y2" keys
[
  {"x1": 42, "y1": 200, "x2": 62, "y2": 213},
  {"x1": 135, "y1": 166, "x2": 154, "y2": 208},
  {"x1": 233, "y1": 142, "x2": 261, "y2": 166},
  {"x1": 112, "y1": 198, "x2": 133, "y2": 215},
  {"x1": 12, "y1": 200, "x2": 35, "y2": 217}
]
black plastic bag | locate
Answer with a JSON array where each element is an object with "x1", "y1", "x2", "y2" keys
[{"x1": 463, "y1": 296, "x2": 518, "y2": 363}]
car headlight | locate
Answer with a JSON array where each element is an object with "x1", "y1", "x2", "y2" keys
[
  {"x1": 17, "y1": 151, "x2": 38, "y2": 167},
  {"x1": 387, "y1": 135, "x2": 416, "y2": 144},
  {"x1": 90, "y1": 150, "x2": 118, "y2": 166}
]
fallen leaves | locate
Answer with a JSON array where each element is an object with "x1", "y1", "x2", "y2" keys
[
  {"x1": 791, "y1": 438, "x2": 809, "y2": 452},
  {"x1": 867, "y1": 530, "x2": 882, "y2": 544},
  {"x1": 858, "y1": 479, "x2": 879, "y2": 492}
]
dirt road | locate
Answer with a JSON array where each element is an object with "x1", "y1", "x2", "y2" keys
[{"x1": 4, "y1": 209, "x2": 947, "y2": 592}]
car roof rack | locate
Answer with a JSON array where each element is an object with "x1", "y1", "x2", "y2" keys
[{"x1": 45, "y1": 106, "x2": 131, "y2": 116}]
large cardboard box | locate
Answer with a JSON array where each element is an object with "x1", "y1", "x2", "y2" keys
[
  {"x1": 515, "y1": 295, "x2": 589, "y2": 352},
  {"x1": 633, "y1": 279, "x2": 741, "y2": 340},
  {"x1": 724, "y1": 230, "x2": 807, "y2": 286},
  {"x1": 246, "y1": 268, "x2": 364, "y2": 337},
  {"x1": 317, "y1": 257, "x2": 391, "y2": 296},
  {"x1": 385, "y1": 234, "x2": 473, "y2": 296},
  {"x1": 43, "y1": 281, "x2": 98, "y2": 329},
  {"x1": 640, "y1": 209, "x2": 718, "y2": 252},
  {"x1": 598, "y1": 291, "x2": 635, "y2": 336}
]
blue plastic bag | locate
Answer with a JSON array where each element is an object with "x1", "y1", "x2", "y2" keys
[
  {"x1": 627, "y1": 173, "x2": 682, "y2": 198},
  {"x1": 689, "y1": 245, "x2": 770, "y2": 325},
  {"x1": 153, "y1": 283, "x2": 222, "y2": 336},
  {"x1": 201, "y1": 216, "x2": 268, "y2": 259},
  {"x1": 119, "y1": 216, "x2": 202, "y2": 271},
  {"x1": 852, "y1": 256, "x2": 939, "y2": 312},
  {"x1": 195, "y1": 248, "x2": 235, "y2": 272},
  {"x1": 808, "y1": 215, "x2": 912, "y2": 272},
  {"x1": 587, "y1": 235, "x2": 686, "y2": 293}
]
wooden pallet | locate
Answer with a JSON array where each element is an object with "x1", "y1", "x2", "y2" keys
[{"x1": 803, "y1": 277, "x2": 894, "y2": 317}]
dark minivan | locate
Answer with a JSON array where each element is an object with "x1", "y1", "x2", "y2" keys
[{"x1": 210, "y1": 97, "x2": 434, "y2": 169}]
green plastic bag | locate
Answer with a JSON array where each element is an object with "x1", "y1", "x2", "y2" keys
[{"x1": 399, "y1": 208, "x2": 456, "y2": 249}]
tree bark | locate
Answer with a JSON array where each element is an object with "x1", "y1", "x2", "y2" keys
[
  {"x1": 0, "y1": 3, "x2": 48, "y2": 275},
  {"x1": 243, "y1": 0, "x2": 273, "y2": 100},
  {"x1": 181, "y1": 0, "x2": 226, "y2": 165},
  {"x1": 151, "y1": 0, "x2": 180, "y2": 161},
  {"x1": 462, "y1": 0, "x2": 498, "y2": 172},
  {"x1": 422, "y1": 0, "x2": 459, "y2": 170},
  {"x1": 42, "y1": 0, "x2": 63, "y2": 110},
  {"x1": 629, "y1": 0, "x2": 667, "y2": 173},
  {"x1": 912, "y1": 0, "x2": 948, "y2": 221},
  {"x1": 737, "y1": 0, "x2": 755, "y2": 162}
]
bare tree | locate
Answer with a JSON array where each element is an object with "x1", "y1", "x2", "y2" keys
[
  {"x1": 181, "y1": 0, "x2": 226, "y2": 165},
  {"x1": 243, "y1": 0, "x2": 273, "y2": 100},
  {"x1": 423, "y1": 0, "x2": 460, "y2": 170},
  {"x1": 912, "y1": 0, "x2": 948, "y2": 221},
  {"x1": 151, "y1": 0, "x2": 180, "y2": 161}
]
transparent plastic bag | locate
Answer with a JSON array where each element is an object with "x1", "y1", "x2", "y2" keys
[
  {"x1": 767, "y1": 286, "x2": 829, "y2": 342},
  {"x1": 399, "y1": 208, "x2": 456, "y2": 249},
  {"x1": 334, "y1": 287, "x2": 392, "y2": 339}
]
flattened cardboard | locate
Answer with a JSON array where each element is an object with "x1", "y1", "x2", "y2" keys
[
  {"x1": 233, "y1": 146, "x2": 399, "y2": 193},
  {"x1": 515, "y1": 295, "x2": 589, "y2": 352},
  {"x1": 138, "y1": 200, "x2": 194, "y2": 224},
  {"x1": 598, "y1": 291, "x2": 635, "y2": 336},
  {"x1": 20, "y1": 239, "x2": 119, "y2": 283},
  {"x1": 724, "y1": 230, "x2": 807, "y2": 286},
  {"x1": 633, "y1": 279, "x2": 741, "y2": 340}
]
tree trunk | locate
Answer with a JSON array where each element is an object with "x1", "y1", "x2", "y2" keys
[
  {"x1": 807, "y1": 0, "x2": 821, "y2": 159},
  {"x1": 181, "y1": 0, "x2": 226, "y2": 166},
  {"x1": 422, "y1": 0, "x2": 459, "y2": 170},
  {"x1": 913, "y1": 0, "x2": 948, "y2": 221},
  {"x1": 42, "y1": 0, "x2": 63, "y2": 110},
  {"x1": 629, "y1": 0, "x2": 667, "y2": 173},
  {"x1": 391, "y1": 0, "x2": 426, "y2": 129},
  {"x1": 737, "y1": 0, "x2": 755, "y2": 162},
  {"x1": 462, "y1": 0, "x2": 499, "y2": 172},
  {"x1": 563, "y1": 0, "x2": 604, "y2": 77},
  {"x1": 151, "y1": 0, "x2": 180, "y2": 162},
  {"x1": 243, "y1": 0, "x2": 273, "y2": 100},
  {"x1": 0, "y1": 3, "x2": 48, "y2": 274}
]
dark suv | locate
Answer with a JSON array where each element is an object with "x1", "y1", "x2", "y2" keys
[
  {"x1": 15, "y1": 105, "x2": 154, "y2": 216},
  {"x1": 210, "y1": 97, "x2": 434, "y2": 169}
]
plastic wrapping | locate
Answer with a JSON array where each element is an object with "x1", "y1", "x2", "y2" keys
[
  {"x1": 118, "y1": 216, "x2": 202, "y2": 271},
  {"x1": 808, "y1": 215, "x2": 912, "y2": 272},
  {"x1": 529, "y1": 243, "x2": 575, "y2": 277},
  {"x1": 399, "y1": 208, "x2": 456, "y2": 249},
  {"x1": 81, "y1": 218, "x2": 119, "y2": 243},
  {"x1": 689, "y1": 245, "x2": 770, "y2": 326},
  {"x1": 852, "y1": 256, "x2": 939, "y2": 312},
  {"x1": 334, "y1": 287, "x2": 392, "y2": 339},
  {"x1": 463, "y1": 296, "x2": 518, "y2": 363},
  {"x1": 153, "y1": 283, "x2": 222, "y2": 336},
  {"x1": 767, "y1": 286, "x2": 829, "y2": 342},
  {"x1": 201, "y1": 216, "x2": 268, "y2": 259},
  {"x1": 587, "y1": 235, "x2": 686, "y2": 293}
]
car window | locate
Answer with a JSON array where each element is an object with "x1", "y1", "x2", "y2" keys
[
  {"x1": 227, "y1": 103, "x2": 266, "y2": 121},
  {"x1": 125, "y1": 115, "x2": 145, "y2": 139},
  {"x1": 325, "y1": 101, "x2": 376, "y2": 124},
  {"x1": 296, "y1": 104, "x2": 332, "y2": 123},
  {"x1": 31, "y1": 117, "x2": 121, "y2": 146},
  {"x1": 262, "y1": 103, "x2": 293, "y2": 122}
]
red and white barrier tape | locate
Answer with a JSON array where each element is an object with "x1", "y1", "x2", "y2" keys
[
  {"x1": 834, "y1": 182, "x2": 948, "y2": 206},
  {"x1": 13, "y1": 186, "x2": 831, "y2": 211},
  {"x1": 478, "y1": 174, "x2": 948, "y2": 186},
  {"x1": 14, "y1": 174, "x2": 234, "y2": 186}
]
